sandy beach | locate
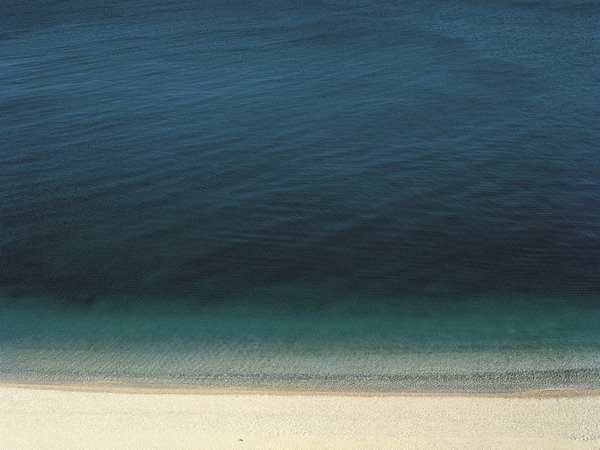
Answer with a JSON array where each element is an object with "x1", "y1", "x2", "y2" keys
[{"x1": 1, "y1": 384, "x2": 599, "y2": 449}]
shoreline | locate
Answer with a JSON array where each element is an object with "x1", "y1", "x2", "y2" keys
[{"x1": 3, "y1": 380, "x2": 600, "y2": 398}]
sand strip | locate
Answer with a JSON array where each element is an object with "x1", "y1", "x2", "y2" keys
[{"x1": 2, "y1": 385, "x2": 599, "y2": 449}]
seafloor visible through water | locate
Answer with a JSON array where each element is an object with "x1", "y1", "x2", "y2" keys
[{"x1": 1, "y1": 0, "x2": 599, "y2": 391}]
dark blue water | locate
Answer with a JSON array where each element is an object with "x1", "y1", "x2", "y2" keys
[{"x1": 1, "y1": 0, "x2": 599, "y2": 390}]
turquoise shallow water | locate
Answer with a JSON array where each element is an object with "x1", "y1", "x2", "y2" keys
[
  {"x1": 2, "y1": 292, "x2": 599, "y2": 391},
  {"x1": 1, "y1": 0, "x2": 599, "y2": 390}
]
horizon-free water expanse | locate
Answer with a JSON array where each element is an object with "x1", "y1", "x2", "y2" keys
[{"x1": 1, "y1": 0, "x2": 599, "y2": 391}]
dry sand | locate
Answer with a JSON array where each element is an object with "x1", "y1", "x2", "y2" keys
[{"x1": 1, "y1": 384, "x2": 599, "y2": 449}]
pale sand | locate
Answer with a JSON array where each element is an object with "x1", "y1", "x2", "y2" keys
[{"x1": 2, "y1": 385, "x2": 600, "y2": 449}]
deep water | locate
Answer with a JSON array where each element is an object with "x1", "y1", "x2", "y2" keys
[{"x1": 1, "y1": 0, "x2": 599, "y2": 389}]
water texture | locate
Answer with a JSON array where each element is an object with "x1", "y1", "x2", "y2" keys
[{"x1": 1, "y1": 0, "x2": 599, "y2": 389}]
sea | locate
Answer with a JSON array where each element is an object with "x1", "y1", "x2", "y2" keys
[{"x1": 1, "y1": 0, "x2": 599, "y2": 391}]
